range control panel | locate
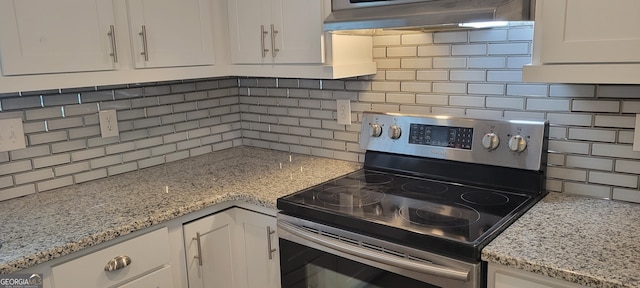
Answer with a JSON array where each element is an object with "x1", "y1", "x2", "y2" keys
[{"x1": 360, "y1": 112, "x2": 548, "y2": 171}]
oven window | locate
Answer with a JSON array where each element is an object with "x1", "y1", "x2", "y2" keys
[{"x1": 280, "y1": 239, "x2": 439, "y2": 288}]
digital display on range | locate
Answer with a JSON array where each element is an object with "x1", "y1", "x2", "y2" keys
[{"x1": 409, "y1": 124, "x2": 473, "y2": 150}]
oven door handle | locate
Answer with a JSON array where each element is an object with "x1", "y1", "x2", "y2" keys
[{"x1": 277, "y1": 220, "x2": 470, "y2": 282}]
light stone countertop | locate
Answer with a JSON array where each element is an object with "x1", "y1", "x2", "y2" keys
[
  {"x1": 482, "y1": 192, "x2": 640, "y2": 288},
  {"x1": 0, "y1": 146, "x2": 362, "y2": 274}
]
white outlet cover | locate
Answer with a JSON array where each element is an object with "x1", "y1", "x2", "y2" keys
[
  {"x1": 99, "y1": 110, "x2": 119, "y2": 138},
  {"x1": 337, "y1": 99, "x2": 352, "y2": 125},
  {"x1": 0, "y1": 118, "x2": 26, "y2": 152}
]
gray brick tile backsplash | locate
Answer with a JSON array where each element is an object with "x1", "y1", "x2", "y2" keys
[
  {"x1": 469, "y1": 29, "x2": 508, "y2": 42},
  {"x1": 74, "y1": 169, "x2": 107, "y2": 184},
  {"x1": 433, "y1": 31, "x2": 468, "y2": 43},
  {"x1": 594, "y1": 115, "x2": 635, "y2": 128},
  {"x1": 0, "y1": 96, "x2": 42, "y2": 111},
  {"x1": 25, "y1": 107, "x2": 63, "y2": 121},
  {"x1": 564, "y1": 182, "x2": 611, "y2": 199},
  {"x1": 2, "y1": 28, "x2": 640, "y2": 203},
  {"x1": 0, "y1": 185, "x2": 35, "y2": 202},
  {"x1": 54, "y1": 162, "x2": 90, "y2": 177},
  {"x1": 10, "y1": 145, "x2": 50, "y2": 161},
  {"x1": 51, "y1": 139, "x2": 87, "y2": 154},
  {"x1": 81, "y1": 90, "x2": 114, "y2": 103},
  {"x1": 613, "y1": 188, "x2": 640, "y2": 203},
  {"x1": 401, "y1": 33, "x2": 432, "y2": 45},
  {"x1": 43, "y1": 93, "x2": 80, "y2": 106},
  {"x1": 37, "y1": 176, "x2": 74, "y2": 192},
  {"x1": 0, "y1": 176, "x2": 13, "y2": 189},
  {"x1": 15, "y1": 168, "x2": 53, "y2": 185}
]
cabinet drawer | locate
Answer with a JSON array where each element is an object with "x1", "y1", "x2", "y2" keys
[
  {"x1": 52, "y1": 228, "x2": 170, "y2": 288},
  {"x1": 117, "y1": 266, "x2": 173, "y2": 288}
]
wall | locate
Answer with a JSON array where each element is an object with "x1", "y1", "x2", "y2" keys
[
  {"x1": 1, "y1": 23, "x2": 640, "y2": 203},
  {"x1": 239, "y1": 23, "x2": 640, "y2": 203},
  {"x1": 0, "y1": 78, "x2": 242, "y2": 201}
]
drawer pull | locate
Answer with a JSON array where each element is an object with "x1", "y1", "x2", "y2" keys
[
  {"x1": 139, "y1": 25, "x2": 149, "y2": 61},
  {"x1": 104, "y1": 255, "x2": 132, "y2": 271},
  {"x1": 267, "y1": 226, "x2": 276, "y2": 260},
  {"x1": 193, "y1": 232, "x2": 203, "y2": 266}
]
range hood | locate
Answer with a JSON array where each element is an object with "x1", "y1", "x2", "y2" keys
[{"x1": 324, "y1": 0, "x2": 534, "y2": 32}]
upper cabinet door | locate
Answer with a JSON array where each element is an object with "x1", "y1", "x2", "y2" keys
[
  {"x1": 538, "y1": 0, "x2": 640, "y2": 64},
  {"x1": 227, "y1": 0, "x2": 268, "y2": 64},
  {"x1": 126, "y1": 0, "x2": 215, "y2": 68},
  {"x1": 0, "y1": 0, "x2": 116, "y2": 75},
  {"x1": 271, "y1": 0, "x2": 323, "y2": 64},
  {"x1": 227, "y1": 0, "x2": 323, "y2": 64}
]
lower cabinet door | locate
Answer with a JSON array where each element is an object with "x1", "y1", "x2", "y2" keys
[
  {"x1": 234, "y1": 208, "x2": 281, "y2": 288},
  {"x1": 488, "y1": 263, "x2": 586, "y2": 288},
  {"x1": 183, "y1": 210, "x2": 238, "y2": 288},
  {"x1": 117, "y1": 266, "x2": 173, "y2": 288}
]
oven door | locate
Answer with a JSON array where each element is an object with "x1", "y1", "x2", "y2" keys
[{"x1": 277, "y1": 214, "x2": 481, "y2": 288}]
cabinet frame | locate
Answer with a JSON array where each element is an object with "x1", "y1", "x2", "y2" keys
[{"x1": 523, "y1": 0, "x2": 640, "y2": 84}]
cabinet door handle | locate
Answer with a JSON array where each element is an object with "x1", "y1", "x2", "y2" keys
[
  {"x1": 104, "y1": 255, "x2": 132, "y2": 271},
  {"x1": 139, "y1": 25, "x2": 150, "y2": 62},
  {"x1": 107, "y1": 25, "x2": 118, "y2": 63},
  {"x1": 267, "y1": 226, "x2": 276, "y2": 260},
  {"x1": 270, "y1": 24, "x2": 280, "y2": 58},
  {"x1": 261, "y1": 25, "x2": 269, "y2": 58},
  {"x1": 193, "y1": 232, "x2": 203, "y2": 266}
]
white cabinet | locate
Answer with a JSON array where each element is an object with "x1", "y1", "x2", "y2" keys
[
  {"x1": 233, "y1": 208, "x2": 280, "y2": 288},
  {"x1": 0, "y1": 0, "x2": 215, "y2": 76},
  {"x1": 227, "y1": 0, "x2": 322, "y2": 64},
  {"x1": 488, "y1": 263, "x2": 586, "y2": 288},
  {"x1": 126, "y1": 0, "x2": 215, "y2": 68},
  {"x1": 51, "y1": 227, "x2": 172, "y2": 288},
  {"x1": 117, "y1": 266, "x2": 174, "y2": 288},
  {"x1": 224, "y1": 0, "x2": 376, "y2": 79},
  {"x1": 182, "y1": 207, "x2": 281, "y2": 288},
  {"x1": 183, "y1": 209, "x2": 239, "y2": 288},
  {"x1": 523, "y1": 0, "x2": 640, "y2": 84},
  {"x1": 0, "y1": 0, "x2": 117, "y2": 75}
]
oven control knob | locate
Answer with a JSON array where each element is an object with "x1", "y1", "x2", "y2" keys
[
  {"x1": 388, "y1": 125, "x2": 402, "y2": 140},
  {"x1": 481, "y1": 133, "x2": 500, "y2": 150},
  {"x1": 508, "y1": 135, "x2": 527, "y2": 152},
  {"x1": 370, "y1": 124, "x2": 383, "y2": 137}
]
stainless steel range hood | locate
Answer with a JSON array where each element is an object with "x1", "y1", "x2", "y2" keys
[{"x1": 324, "y1": 0, "x2": 534, "y2": 32}]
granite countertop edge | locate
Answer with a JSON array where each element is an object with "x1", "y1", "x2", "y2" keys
[
  {"x1": 0, "y1": 146, "x2": 362, "y2": 274},
  {"x1": 482, "y1": 192, "x2": 640, "y2": 288},
  {"x1": 2, "y1": 193, "x2": 240, "y2": 274}
]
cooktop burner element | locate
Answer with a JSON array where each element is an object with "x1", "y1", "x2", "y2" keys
[
  {"x1": 461, "y1": 191, "x2": 510, "y2": 205},
  {"x1": 316, "y1": 186, "x2": 386, "y2": 207},
  {"x1": 399, "y1": 202, "x2": 480, "y2": 228},
  {"x1": 277, "y1": 112, "x2": 548, "y2": 261},
  {"x1": 401, "y1": 181, "x2": 449, "y2": 195}
]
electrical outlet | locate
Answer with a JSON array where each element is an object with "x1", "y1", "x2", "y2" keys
[
  {"x1": 0, "y1": 118, "x2": 26, "y2": 152},
  {"x1": 336, "y1": 99, "x2": 351, "y2": 125},
  {"x1": 99, "y1": 110, "x2": 119, "y2": 138}
]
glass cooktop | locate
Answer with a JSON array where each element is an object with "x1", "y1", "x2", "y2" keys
[{"x1": 277, "y1": 169, "x2": 537, "y2": 260}]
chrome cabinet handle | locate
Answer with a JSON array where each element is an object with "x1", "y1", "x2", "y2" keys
[
  {"x1": 267, "y1": 226, "x2": 276, "y2": 260},
  {"x1": 139, "y1": 25, "x2": 149, "y2": 61},
  {"x1": 260, "y1": 25, "x2": 269, "y2": 58},
  {"x1": 193, "y1": 232, "x2": 203, "y2": 266},
  {"x1": 104, "y1": 255, "x2": 132, "y2": 271},
  {"x1": 277, "y1": 220, "x2": 471, "y2": 282},
  {"x1": 270, "y1": 24, "x2": 280, "y2": 58},
  {"x1": 107, "y1": 25, "x2": 118, "y2": 63}
]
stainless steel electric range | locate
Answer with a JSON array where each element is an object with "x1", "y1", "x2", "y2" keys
[{"x1": 276, "y1": 112, "x2": 548, "y2": 288}]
